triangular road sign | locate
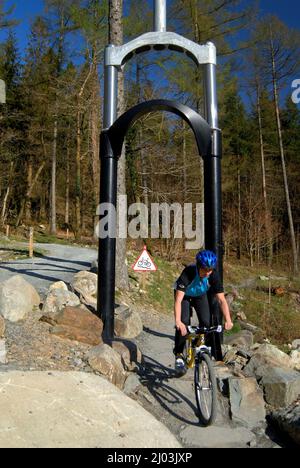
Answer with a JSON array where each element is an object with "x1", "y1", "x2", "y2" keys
[{"x1": 132, "y1": 246, "x2": 158, "y2": 272}]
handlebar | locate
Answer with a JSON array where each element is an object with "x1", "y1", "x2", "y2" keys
[{"x1": 187, "y1": 325, "x2": 223, "y2": 336}]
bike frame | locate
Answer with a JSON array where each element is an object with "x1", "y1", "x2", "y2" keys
[{"x1": 185, "y1": 333, "x2": 211, "y2": 369}]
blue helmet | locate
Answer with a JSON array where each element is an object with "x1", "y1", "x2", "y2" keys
[{"x1": 196, "y1": 250, "x2": 217, "y2": 269}]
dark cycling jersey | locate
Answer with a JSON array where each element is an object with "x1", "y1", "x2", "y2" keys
[{"x1": 175, "y1": 264, "x2": 224, "y2": 297}]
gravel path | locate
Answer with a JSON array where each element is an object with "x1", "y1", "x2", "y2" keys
[{"x1": 0, "y1": 243, "x2": 97, "y2": 298}]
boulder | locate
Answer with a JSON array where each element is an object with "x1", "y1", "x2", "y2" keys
[
  {"x1": 290, "y1": 351, "x2": 300, "y2": 371},
  {"x1": 224, "y1": 330, "x2": 254, "y2": 350},
  {"x1": 114, "y1": 305, "x2": 143, "y2": 339},
  {"x1": 44, "y1": 306, "x2": 103, "y2": 346},
  {"x1": 41, "y1": 289, "x2": 80, "y2": 323},
  {"x1": 49, "y1": 281, "x2": 68, "y2": 292},
  {"x1": 0, "y1": 340, "x2": 7, "y2": 364},
  {"x1": 270, "y1": 404, "x2": 300, "y2": 446},
  {"x1": 112, "y1": 340, "x2": 143, "y2": 372},
  {"x1": 261, "y1": 367, "x2": 300, "y2": 408},
  {"x1": 71, "y1": 271, "x2": 97, "y2": 309},
  {"x1": 0, "y1": 316, "x2": 5, "y2": 338},
  {"x1": 247, "y1": 343, "x2": 293, "y2": 373},
  {"x1": 292, "y1": 340, "x2": 300, "y2": 351},
  {"x1": 123, "y1": 373, "x2": 142, "y2": 396},
  {"x1": 0, "y1": 275, "x2": 40, "y2": 322},
  {"x1": 87, "y1": 344, "x2": 127, "y2": 390},
  {"x1": 228, "y1": 377, "x2": 266, "y2": 428}
]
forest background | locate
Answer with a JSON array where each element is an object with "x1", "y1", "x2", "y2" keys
[{"x1": 0, "y1": 0, "x2": 300, "y2": 290}]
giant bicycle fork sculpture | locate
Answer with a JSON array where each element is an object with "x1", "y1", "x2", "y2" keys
[{"x1": 97, "y1": 1, "x2": 223, "y2": 359}]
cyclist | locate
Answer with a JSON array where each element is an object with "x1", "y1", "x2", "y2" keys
[{"x1": 173, "y1": 250, "x2": 233, "y2": 375}]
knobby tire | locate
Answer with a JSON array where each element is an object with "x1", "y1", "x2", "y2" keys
[{"x1": 194, "y1": 352, "x2": 217, "y2": 426}]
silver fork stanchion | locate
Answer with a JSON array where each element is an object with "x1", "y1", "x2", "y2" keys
[{"x1": 98, "y1": 1, "x2": 224, "y2": 358}]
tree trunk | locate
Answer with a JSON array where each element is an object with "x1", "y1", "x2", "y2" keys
[
  {"x1": 136, "y1": 62, "x2": 149, "y2": 209},
  {"x1": 1, "y1": 161, "x2": 14, "y2": 227},
  {"x1": 16, "y1": 162, "x2": 45, "y2": 227},
  {"x1": 74, "y1": 56, "x2": 95, "y2": 239},
  {"x1": 91, "y1": 54, "x2": 100, "y2": 232},
  {"x1": 237, "y1": 157, "x2": 242, "y2": 260},
  {"x1": 109, "y1": 0, "x2": 129, "y2": 289},
  {"x1": 50, "y1": 115, "x2": 57, "y2": 235},
  {"x1": 75, "y1": 99, "x2": 82, "y2": 239},
  {"x1": 65, "y1": 143, "x2": 70, "y2": 227},
  {"x1": 25, "y1": 157, "x2": 33, "y2": 223},
  {"x1": 270, "y1": 27, "x2": 298, "y2": 275},
  {"x1": 257, "y1": 83, "x2": 273, "y2": 265}
]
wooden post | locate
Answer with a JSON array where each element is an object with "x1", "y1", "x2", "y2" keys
[
  {"x1": 140, "y1": 272, "x2": 146, "y2": 292},
  {"x1": 6, "y1": 225, "x2": 9, "y2": 238},
  {"x1": 29, "y1": 227, "x2": 34, "y2": 258}
]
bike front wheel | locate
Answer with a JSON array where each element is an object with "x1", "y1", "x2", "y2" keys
[{"x1": 194, "y1": 352, "x2": 217, "y2": 426}]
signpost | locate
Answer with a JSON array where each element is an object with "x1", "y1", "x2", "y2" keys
[{"x1": 132, "y1": 246, "x2": 157, "y2": 291}]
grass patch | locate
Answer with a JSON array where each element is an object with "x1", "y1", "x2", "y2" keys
[
  {"x1": 239, "y1": 287, "x2": 300, "y2": 345},
  {"x1": 34, "y1": 232, "x2": 75, "y2": 245},
  {"x1": 0, "y1": 245, "x2": 46, "y2": 261}
]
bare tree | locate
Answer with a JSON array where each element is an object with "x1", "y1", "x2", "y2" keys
[{"x1": 109, "y1": 0, "x2": 129, "y2": 289}]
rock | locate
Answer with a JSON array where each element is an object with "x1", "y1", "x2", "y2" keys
[
  {"x1": 0, "y1": 340, "x2": 7, "y2": 364},
  {"x1": 71, "y1": 271, "x2": 97, "y2": 309},
  {"x1": 180, "y1": 425, "x2": 256, "y2": 449},
  {"x1": 270, "y1": 404, "x2": 300, "y2": 446},
  {"x1": 0, "y1": 317, "x2": 5, "y2": 338},
  {"x1": 225, "y1": 294, "x2": 235, "y2": 308},
  {"x1": 90, "y1": 260, "x2": 98, "y2": 274},
  {"x1": 259, "y1": 276, "x2": 269, "y2": 281},
  {"x1": 50, "y1": 324, "x2": 101, "y2": 346},
  {"x1": 42, "y1": 289, "x2": 80, "y2": 323},
  {"x1": 46, "y1": 306, "x2": 103, "y2": 346},
  {"x1": 49, "y1": 281, "x2": 68, "y2": 292},
  {"x1": 249, "y1": 344, "x2": 293, "y2": 371},
  {"x1": 0, "y1": 371, "x2": 181, "y2": 448},
  {"x1": 231, "y1": 301, "x2": 243, "y2": 312},
  {"x1": 290, "y1": 351, "x2": 300, "y2": 371},
  {"x1": 87, "y1": 344, "x2": 127, "y2": 390},
  {"x1": 238, "y1": 321, "x2": 259, "y2": 334},
  {"x1": 123, "y1": 373, "x2": 141, "y2": 396},
  {"x1": 0, "y1": 275, "x2": 40, "y2": 322},
  {"x1": 114, "y1": 305, "x2": 143, "y2": 339},
  {"x1": 224, "y1": 330, "x2": 254, "y2": 350},
  {"x1": 261, "y1": 367, "x2": 300, "y2": 408},
  {"x1": 292, "y1": 340, "x2": 300, "y2": 351},
  {"x1": 223, "y1": 348, "x2": 238, "y2": 365},
  {"x1": 215, "y1": 365, "x2": 237, "y2": 396},
  {"x1": 236, "y1": 311, "x2": 247, "y2": 322},
  {"x1": 228, "y1": 377, "x2": 266, "y2": 428},
  {"x1": 112, "y1": 340, "x2": 143, "y2": 372}
]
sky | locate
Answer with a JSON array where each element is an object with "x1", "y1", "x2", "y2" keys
[
  {"x1": 1, "y1": 0, "x2": 300, "y2": 108},
  {"x1": 1, "y1": 0, "x2": 300, "y2": 56}
]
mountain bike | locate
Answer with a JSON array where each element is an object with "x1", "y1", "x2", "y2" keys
[{"x1": 183, "y1": 324, "x2": 222, "y2": 426}]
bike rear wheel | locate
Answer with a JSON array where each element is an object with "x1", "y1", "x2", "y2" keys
[{"x1": 194, "y1": 352, "x2": 217, "y2": 426}]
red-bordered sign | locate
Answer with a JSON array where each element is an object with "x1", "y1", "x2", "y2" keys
[{"x1": 132, "y1": 246, "x2": 158, "y2": 272}]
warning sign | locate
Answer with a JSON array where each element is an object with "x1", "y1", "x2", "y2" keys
[{"x1": 132, "y1": 246, "x2": 158, "y2": 272}]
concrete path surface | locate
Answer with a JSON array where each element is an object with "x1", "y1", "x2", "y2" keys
[
  {"x1": 0, "y1": 243, "x2": 97, "y2": 298},
  {"x1": 0, "y1": 370, "x2": 182, "y2": 448}
]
